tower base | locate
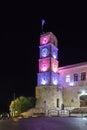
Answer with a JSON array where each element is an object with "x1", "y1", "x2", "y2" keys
[{"x1": 35, "y1": 85, "x2": 63, "y2": 112}]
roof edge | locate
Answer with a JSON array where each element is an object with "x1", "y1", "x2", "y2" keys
[{"x1": 59, "y1": 62, "x2": 87, "y2": 70}]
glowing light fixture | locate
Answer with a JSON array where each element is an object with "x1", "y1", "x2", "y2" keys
[
  {"x1": 51, "y1": 58, "x2": 58, "y2": 73},
  {"x1": 53, "y1": 65, "x2": 58, "y2": 72},
  {"x1": 81, "y1": 90, "x2": 86, "y2": 95},
  {"x1": 69, "y1": 82, "x2": 74, "y2": 86}
]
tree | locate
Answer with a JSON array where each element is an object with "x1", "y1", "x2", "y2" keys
[{"x1": 9, "y1": 96, "x2": 36, "y2": 116}]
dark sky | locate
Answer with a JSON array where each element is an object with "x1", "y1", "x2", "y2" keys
[{"x1": 1, "y1": 2, "x2": 87, "y2": 112}]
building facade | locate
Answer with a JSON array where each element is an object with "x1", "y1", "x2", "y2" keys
[{"x1": 35, "y1": 32, "x2": 87, "y2": 111}]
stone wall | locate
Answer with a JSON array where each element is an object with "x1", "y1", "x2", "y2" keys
[
  {"x1": 36, "y1": 85, "x2": 87, "y2": 110},
  {"x1": 35, "y1": 86, "x2": 63, "y2": 111},
  {"x1": 63, "y1": 85, "x2": 87, "y2": 108}
]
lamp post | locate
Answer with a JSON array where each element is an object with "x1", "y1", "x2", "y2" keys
[{"x1": 13, "y1": 92, "x2": 16, "y2": 116}]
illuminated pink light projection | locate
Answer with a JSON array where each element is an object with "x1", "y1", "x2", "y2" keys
[
  {"x1": 39, "y1": 58, "x2": 58, "y2": 73},
  {"x1": 69, "y1": 82, "x2": 74, "y2": 86},
  {"x1": 39, "y1": 58, "x2": 50, "y2": 72},
  {"x1": 51, "y1": 58, "x2": 58, "y2": 72},
  {"x1": 53, "y1": 65, "x2": 58, "y2": 72},
  {"x1": 42, "y1": 65, "x2": 47, "y2": 71},
  {"x1": 40, "y1": 35, "x2": 50, "y2": 45}
]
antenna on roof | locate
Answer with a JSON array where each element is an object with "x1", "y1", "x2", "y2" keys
[{"x1": 41, "y1": 19, "x2": 45, "y2": 34}]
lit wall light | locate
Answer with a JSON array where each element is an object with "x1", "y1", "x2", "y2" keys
[
  {"x1": 81, "y1": 90, "x2": 86, "y2": 95},
  {"x1": 69, "y1": 82, "x2": 74, "y2": 86}
]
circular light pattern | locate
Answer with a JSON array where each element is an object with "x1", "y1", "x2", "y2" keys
[{"x1": 42, "y1": 48, "x2": 49, "y2": 57}]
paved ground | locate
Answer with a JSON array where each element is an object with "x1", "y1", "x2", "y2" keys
[{"x1": 0, "y1": 117, "x2": 87, "y2": 130}]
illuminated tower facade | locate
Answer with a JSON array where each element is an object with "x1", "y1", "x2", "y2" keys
[
  {"x1": 35, "y1": 32, "x2": 63, "y2": 111},
  {"x1": 38, "y1": 32, "x2": 59, "y2": 85}
]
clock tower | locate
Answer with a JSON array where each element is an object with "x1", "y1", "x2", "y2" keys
[{"x1": 35, "y1": 32, "x2": 63, "y2": 112}]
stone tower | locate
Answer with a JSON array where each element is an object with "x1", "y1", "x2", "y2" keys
[{"x1": 35, "y1": 32, "x2": 63, "y2": 112}]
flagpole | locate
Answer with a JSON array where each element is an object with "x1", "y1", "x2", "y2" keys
[{"x1": 41, "y1": 19, "x2": 45, "y2": 34}]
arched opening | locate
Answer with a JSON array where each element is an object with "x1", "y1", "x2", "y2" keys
[{"x1": 80, "y1": 95, "x2": 87, "y2": 107}]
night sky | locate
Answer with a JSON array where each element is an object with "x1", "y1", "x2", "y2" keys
[{"x1": 1, "y1": 2, "x2": 87, "y2": 112}]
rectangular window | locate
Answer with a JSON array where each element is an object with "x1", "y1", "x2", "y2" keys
[
  {"x1": 81, "y1": 72, "x2": 86, "y2": 80},
  {"x1": 57, "y1": 98, "x2": 59, "y2": 107},
  {"x1": 74, "y1": 73, "x2": 78, "y2": 81},
  {"x1": 66, "y1": 75, "x2": 70, "y2": 82}
]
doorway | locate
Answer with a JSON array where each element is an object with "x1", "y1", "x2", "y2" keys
[
  {"x1": 80, "y1": 95, "x2": 87, "y2": 107},
  {"x1": 57, "y1": 98, "x2": 59, "y2": 107}
]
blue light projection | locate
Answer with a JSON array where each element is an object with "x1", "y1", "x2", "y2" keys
[
  {"x1": 37, "y1": 71, "x2": 59, "y2": 86},
  {"x1": 39, "y1": 43, "x2": 58, "y2": 59},
  {"x1": 51, "y1": 45, "x2": 58, "y2": 59},
  {"x1": 37, "y1": 72, "x2": 50, "y2": 85},
  {"x1": 39, "y1": 44, "x2": 50, "y2": 58},
  {"x1": 51, "y1": 72, "x2": 59, "y2": 85}
]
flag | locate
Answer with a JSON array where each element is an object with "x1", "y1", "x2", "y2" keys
[{"x1": 42, "y1": 19, "x2": 45, "y2": 26}]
